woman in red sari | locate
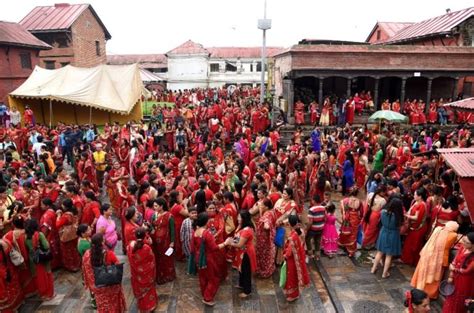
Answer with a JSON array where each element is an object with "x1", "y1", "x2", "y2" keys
[
  {"x1": 127, "y1": 227, "x2": 158, "y2": 312},
  {"x1": 227, "y1": 211, "x2": 257, "y2": 298},
  {"x1": 442, "y1": 232, "x2": 474, "y2": 313},
  {"x1": 255, "y1": 198, "x2": 276, "y2": 278},
  {"x1": 345, "y1": 97, "x2": 355, "y2": 124},
  {"x1": 283, "y1": 215, "x2": 310, "y2": 302},
  {"x1": 39, "y1": 198, "x2": 61, "y2": 269},
  {"x1": 362, "y1": 185, "x2": 387, "y2": 249},
  {"x1": 56, "y1": 199, "x2": 81, "y2": 272},
  {"x1": 428, "y1": 100, "x2": 438, "y2": 123},
  {"x1": 337, "y1": 188, "x2": 363, "y2": 257},
  {"x1": 169, "y1": 190, "x2": 189, "y2": 261},
  {"x1": 0, "y1": 238, "x2": 23, "y2": 312},
  {"x1": 123, "y1": 206, "x2": 141, "y2": 252},
  {"x1": 22, "y1": 182, "x2": 41, "y2": 223},
  {"x1": 82, "y1": 233, "x2": 126, "y2": 313},
  {"x1": 25, "y1": 219, "x2": 54, "y2": 300},
  {"x1": 401, "y1": 188, "x2": 429, "y2": 266},
  {"x1": 205, "y1": 203, "x2": 228, "y2": 282},
  {"x1": 151, "y1": 198, "x2": 176, "y2": 284},
  {"x1": 192, "y1": 212, "x2": 228, "y2": 306}
]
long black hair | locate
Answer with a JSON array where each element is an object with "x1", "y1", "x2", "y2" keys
[
  {"x1": 25, "y1": 218, "x2": 39, "y2": 239},
  {"x1": 386, "y1": 196, "x2": 404, "y2": 227},
  {"x1": 364, "y1": 184, "x2": 387, "y2": 224},
  {"x1": 239, "y1": 211, "x2": 254, "y2": 229},
  {"x1": 90, "y1": 233, "x2": 105, "y2": 267},
  {"x1": 132, "y1": 227, "x2": 147, "y2": 253}
]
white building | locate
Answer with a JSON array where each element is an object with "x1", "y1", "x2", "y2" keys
[{"x1": 107, "y1": 40, "x2": 283, "y2": 91}]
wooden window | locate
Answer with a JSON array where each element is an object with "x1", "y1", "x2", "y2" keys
[
  {"x1": 225, "y1": 63, "x2": 237, "y2": 72},
  {"x1": 60, "y1": 62, "x2": 70, "y2": 67},
  {"x1": 256, "y1": 62, "x2": 262, "y2": 72},
  {"x1": 44, "y1": 61, "x2": 55, "y2": 69},
  {"x1": 95, "y1": 41, "x2": 100, "y2": 56},
  {"x1": 376, "y1": 30, "x2": 381, "y2": 40},
  {"x1": 20, "y1": 53, "x2": 32, "y2": 69},
  {"x1": 210, "y1": 63, "x2": 220, "y2": 72}
]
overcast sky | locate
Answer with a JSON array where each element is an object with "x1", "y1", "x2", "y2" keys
[{"x1": 2, "y1": 0, "x2": 472, "y2": 54}]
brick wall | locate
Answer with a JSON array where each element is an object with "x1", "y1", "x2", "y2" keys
[
  {"x1": 0, "y1": 46, "x2": 41, "y2": 103},
  {"x1": 71, "y1": 7, "x2": 107, "y2": 67}
]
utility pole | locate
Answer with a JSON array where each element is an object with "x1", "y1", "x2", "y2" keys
[{"x1": 258, "y1": 0, "x2": 271, "y2": 105}]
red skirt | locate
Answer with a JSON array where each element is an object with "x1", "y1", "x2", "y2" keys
[
  {"x1": 400, "y1": 224, "x2": 428, "y2": 266},
  {"x1": 35, "y1": 263, "x2": 54, "y2": 299},
  {"x1": 60, "y1": 239, "x2": 81, "y2": 271}
]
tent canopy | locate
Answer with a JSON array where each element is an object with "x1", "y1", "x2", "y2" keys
[
  {"x1": 443, "y1": 97, "x2": 474, "y2": 112},
  {"x1": 140, "y1": 68, "x2": 164, "y2": 83},
  {"x1": 10, "y1": 63, "x2": 143, "y2": 115}
]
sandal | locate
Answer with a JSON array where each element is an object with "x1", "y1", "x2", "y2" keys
[
  {"x1": 202, "y1": 300, "x2": 216, "y2": 306},
  {"x1": 286, "y1": 296, "x2": 299, "y2": 302},
  {"x1": 382, "y1": 272, "x2": 391, "y2": 279},
  {"x1": 239, "y1": 292, "x2": 250, "y2": 299}
]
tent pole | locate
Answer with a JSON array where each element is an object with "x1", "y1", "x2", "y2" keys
[
  {"x1": 89, "y1": 106, "x2": 92, "y2": 125},
  {"x1": 49, "y1": 99, "x2": 52, "y2": 128}
]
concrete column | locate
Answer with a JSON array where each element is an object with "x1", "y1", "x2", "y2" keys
[
  {"x1": 318, "y1": 77, "x2": 324, "y2": 105},
  {"x1": 452, "y1": 77, "x2": 459, "y2": 100},
  {"x1": 373, "y1": 78, "x2": 379, "y2": 110},
  {"x1": 346, "y1": 77, "x2": 352, "y2": 97},
  {"x1": 426, "y1": 78, "x2": 432, "y2": 113},
  {"x1": 400, "y1": 77, "x2": 407, "y2": 104},
  {"x1": 283, "y1": 79, "x2": 294, "y2": 123}
]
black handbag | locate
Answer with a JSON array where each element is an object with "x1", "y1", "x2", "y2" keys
[
  {"x1": 93, "y1": 262, "x2": 124, "y2": 288},
  {"x1": 32, "y1": 247, "x2": 53, "y2": 264}
]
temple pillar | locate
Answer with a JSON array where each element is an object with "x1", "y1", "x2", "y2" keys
[
  {"x1": 373, "y1": 78, "x2": 379, "y2": 110},
  {"x1": 400, "y1": 77, "x2": 407, "y2": 105},
  {"x1": 283, "y1": 78, "x2": 294, "y2": 123},
  {"x1": 452, "y1": 77, "x2": 459, "y2": 100},
  {"x1": 426, "y1": 78, "x2": 432, "y2": 113},
  {"x1": 346, "y1": 77, "x2": 352, "y2": 97},
  {"x1": 318, "y1": 77, "x2": 324, "y2": 105}
]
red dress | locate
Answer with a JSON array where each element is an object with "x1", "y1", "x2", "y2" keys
[
  {"x1": 283, "y1": 229, "x2": 310, "y2": 300},
  {"x1": 127, "y1": 242, "x2": 158, "y2": 312},
  {"x1": 256, "y1": 210, "x2": 276, "y2": 278},
  {"x1": 27, "y1": 232, "x2": 54, "y2": 299},
  {"x1": 56, "y1": 212, "x2": 81, "y2": 271},
  {"x1": 345, "y1": 101, "x2": 355, "y2": 124},
  {"x1": 442, "y1": 246, "x2": 474, "y2": 313},
  {"x1": 400, "y1": 201, "x2": 428, "y2": 266},
  {"x1": 0, "y1": 240, "x2": 23, "y2": 312},
  {"x1": 232, "y1": 227, "x2": 257, "y2": 273},
  {"x1": 206, "y1": 213, "x2": 228, "y2": 281},
  {"x1": 151, "y1": 212, "x2": 176, "y2": 284},
  {"x1": 39, "y1": 208, "x2": 61, "y2": 269},
  {"x1": 82, "y1": 250, "x2": 126, "y2": 313},
  {"x1": 192, "y1": 230, "x2": 223, "y2": 302},
  {"x1": 170, "y1": 203, "x2": 186, "y2": 261},
  {"x1": 337, "y1": 198, "x2": 363, "y2": 256}
]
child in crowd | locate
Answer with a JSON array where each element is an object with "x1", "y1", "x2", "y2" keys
[{"x1": 322, "y1": 203, "x2": 338, "y2": 257}]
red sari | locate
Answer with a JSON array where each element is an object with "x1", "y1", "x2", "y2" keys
[
  {"x1": 206, "y1": 212, "x2": 228, "y2": 281},
  {"x1": 232, "y1": 227, "x2": 257, "y2": 272},
  {"x1": 337, "y1": 197, "x2": 362, "y2": 256},
  {"x1": 0, "y1": 240, "x2": 23, "y2": 312},
  {"x1": 56, "y1": 212, "x2": 81, "y2": 271},
  {"x1": 151, "y1": 212, "x2": 176, "y2": 284},
  {"x1": 401, "y1": 201, "x2": 428, "y2": 266},
  {"x1": 127, "y1": 242, "x2": 158, "y2": 312},
  {"x1": 256, "y1": 210, "x2": 276, "y2": 278},
  {"x1": 82, "y1": 250, "x2": 126, "y2": 313},
  {"x1": 123, "y1": 220, "x2": 139, "y2": 252},
  {"x1": 192, "y1": 230, "x2": 223, "y2": 302},
  {"x1": 283, "y1": 229, "x2": 310, "y2": 300},
  {"x1": 170, "y1": 203, "x2": 186, "y2": 261},
  {"x1": 39, "y1": 208, "x2": 61, "y2": 269},
  {"x1": 442, "y1": 246, "x2": 474, "y2": 313},
  {"x1": 27, "y1": 232, "x2": 54, "y2": 299}
]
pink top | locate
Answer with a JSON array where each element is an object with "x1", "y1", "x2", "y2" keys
[{"x1": 96, "y1": 215, "x2": 118, "y2": 249}]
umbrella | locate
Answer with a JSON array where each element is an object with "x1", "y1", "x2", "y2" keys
[{"x1": 368, "y1": 110, "x2": 408, "y2": 123}]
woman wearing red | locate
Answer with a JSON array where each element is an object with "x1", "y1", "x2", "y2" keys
[
  {"x1": 192, "y1": 212, "x2": 228, "y2": 306},
  {"x1": 227, "y1": 211, "x2": 257, "y2": 298},
  {"x1": 82, "y1": 233, "x2": 126, "y2": 313},
  {"x1": 151, "y1": 198, "x2": 176, "y2": 284},
  {"x1": 127, "y1": 227, "x2": 158, "y2": 312},
  {"x1": 283, "y1": 215, "x2": 310, "y2": 302},
  {"x1": 56, "y1": 199, "x2": 81, "y2": 272},
  {"x1": 205, "y1": 203, "x2": 228, "y2": 282},
  {"x1": 169, "y1": 190, "x2": 189, "y2": 261},
  {"x1": 0, "y1": 238, "x2": 23, "y2": 312},
  {"x1": 362, "y1": 185, "x2": 387, "y2": 249},
  {"x1": 81, "y1": 191, "x2": 101, "y2": 230},
  {"x1": 345, "y1": 97, "x2": 355, "y2": 124},
  {"x1": 428, "y1": 100, "x2": 438, "y2": 123},
  {"x1": 401, "y1": 188, "x2": 429, "y2": 266},
  {"x1": 123, "y1": 206, "x2": 140, "y2": 253},
  {"x1": 443, "y1": 232, "x2": 474, "y2": 313},
  {"x1": 254, "y1": 198, "x2": 276, "y2": 278},
  {"x1": 39, "y1": 198, "x2": 61, "y2": 269},
  {"x1": 337, "y1": 188, "x2": 363, "y2": 257},
  {"x1": 25, "y1": 219, "x2": 54, "y2": 300}
]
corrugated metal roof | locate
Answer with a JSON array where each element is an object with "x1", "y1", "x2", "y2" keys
[
  {"x1": 107, "y1": 54, "x2": 167, "y2": 69},
  {"x1": 437, "y1": 148, "x2": 474, "y2": 177},
  {"x1": 384, "y1": 7, "x2": 474, "y2": 44},
  {"x1": 0, "y1": 21, "x2": 51, "y2": 49},
  {"x1": 166, "y1": 40, "x2": 209, "y2": 56},
  {"x1": 444, "y1": 97, "x2": 474, "y2": 112},
  {"x1": 20, "y1": 3, "x2": 111, "y2": 40},
  {"x1": 378, "y1": 22, "x2": 414, "y2": 38},
  {"x1": 207, "y1": 47, "x2": 284, "y2": 59}
]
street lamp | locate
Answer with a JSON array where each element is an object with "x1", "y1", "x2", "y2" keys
[{"x1": 258, "y1": 0, "x2": 271, "y2": 105}]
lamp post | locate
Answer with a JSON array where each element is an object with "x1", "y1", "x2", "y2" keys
[{"x1": 258, "y1": 0, "x2": 271, "y2": 105}]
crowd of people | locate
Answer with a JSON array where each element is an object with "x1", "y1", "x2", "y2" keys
[
  {"x1": 0, "y1": 86, "x2": 472, "y2": 313},
  {"x1": 293, "y1": 92, "x2": 473, "y2": 126}
]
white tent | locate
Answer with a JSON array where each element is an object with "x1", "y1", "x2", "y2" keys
[
  {"x1": 140, "y1": 68, "x2": 164, "y2": 82},
  {"x1": 9, "y1": 63, "x2": 144, "y2": 125}
]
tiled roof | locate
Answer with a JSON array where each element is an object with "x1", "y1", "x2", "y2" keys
[
  {"x1": 166, "y1": 40, "x2": 209, "y2": 56},
  {"x1": 383, "y1": 7, "x2": 473, "y2": 44},
  {"x1": 444, "y1": 97, "x2": 474, "y2": 112},
  {"x1": 365, "y1": 22, "x2": 414, "y2": 42},
  {"x1": 0, "y1": 21, "x2": 51, "y2": 49},
  {"x1": 20, "y1": 3, "x2": 111, "y2": 40},
  {"x1": 437, "y1": 148, "x2": 474, "y2": 177},
  {"x1": 207, "y1": 47, "x2": 284, "y2": 59},
  {"x1": 107, "y1": 54, "x2": 167, "y2": 69}
]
